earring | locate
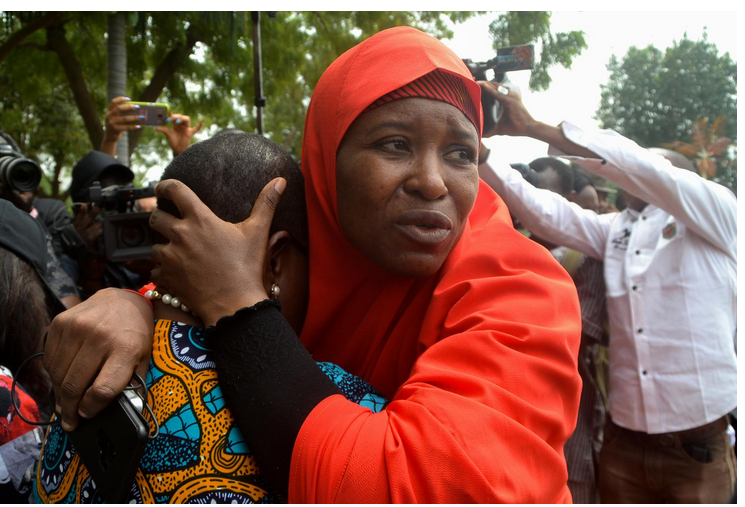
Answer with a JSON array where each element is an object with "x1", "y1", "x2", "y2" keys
[{"x1": 270, "y1": 283, "x2": 280, "y2": 299}]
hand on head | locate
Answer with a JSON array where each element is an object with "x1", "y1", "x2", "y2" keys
[
  {"x1": 156, "y1": 114, "x2": 204, "y2": 156},
  {"x1": 149, "y1": 177, "x2": 285, "y2": 326}
]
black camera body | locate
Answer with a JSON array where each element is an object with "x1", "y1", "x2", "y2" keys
[
  {"x1": 86, "y1": 182, "x2": 157, "y2": 263},
  {"x1": 463, "y1": 44, "x2": 535, "y2": 133},
  {"x1": 0, "y1": 142, "x2": 42, "y2": 192}
]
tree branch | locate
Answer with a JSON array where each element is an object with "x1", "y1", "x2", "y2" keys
[
  {"x1": 127, "y1": 26, "x2": 201, "y2": 154},
  {"x1": 0, "y1": 12, "x2": 60, "y2": 64},
  {"x1": 47, "y1": 23, "x2": 103, "y2": 150},
  {"x1": 16, "y1": 41, "x2": 52, "y2": 51}
]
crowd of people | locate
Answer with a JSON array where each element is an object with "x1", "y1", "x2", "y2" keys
[{"x1": 0, "y1": 26, "x2": 737, "y2": 504}]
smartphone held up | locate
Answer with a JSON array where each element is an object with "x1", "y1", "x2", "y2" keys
[{"x1": 124, "y1": 101, "x2": 171, "y2": 126}]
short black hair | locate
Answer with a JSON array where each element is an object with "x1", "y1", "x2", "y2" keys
[
  {"x1": 529, "y1": 157, "x2": 574, "y2": 196},
  {"x1": 510, "y1": 162, "x2": 540, "y2": 188},
  {"x1": 158, "y1": 132, "x2": 308, "y2": 252},
  {"x1": 571, "y1": 163, "x2": 592, "y2": 193}
]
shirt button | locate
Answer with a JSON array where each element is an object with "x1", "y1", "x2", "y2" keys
[
  {"x1": 642, "y1": 216, "x2": 647, "y2": 221},
  {"x1": 642, "y1": 370, "x2": 648, "y2": 375},
  {"x1": 632, "y1": 285, "x2": 638, "y2": 291},
  {"x1": 638, "y1": 328, "x2": 643, "y2": 334},
  {"x1": 635, "y1": 250, "x2": 641, "y2": 255}
]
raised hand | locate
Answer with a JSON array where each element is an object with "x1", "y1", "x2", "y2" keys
[
  {"x1": 156, "y1": 114, "x2": 204, "y2": 156},
  {"x1": 100, "y1": 96, "x2": 144, "y2": 156}
]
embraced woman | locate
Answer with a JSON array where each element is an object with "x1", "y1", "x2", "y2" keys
[{"x1": 44, "y1": 27, "x2": 582, "y2": 503}]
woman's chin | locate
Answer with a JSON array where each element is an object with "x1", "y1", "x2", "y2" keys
[{"x1": 378, "y1": 251, "x2": 448, "y2": 279}]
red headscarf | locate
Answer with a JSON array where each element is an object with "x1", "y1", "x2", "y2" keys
[{"x1": 293, "y1": 26, "x2": 581, "y2": 503}]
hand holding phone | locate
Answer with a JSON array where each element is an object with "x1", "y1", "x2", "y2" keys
[
  {"x1": 124, "y1": 102, "x2": 171, "y2": 126},
  {"x1": 67, "y1": 382, "x2": 155, "y2": 502}
]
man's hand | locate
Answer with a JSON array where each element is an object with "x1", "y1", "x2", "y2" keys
[
  {"x1": 43, "y1": 288, "x2": 155, "y2": 431},
  {"x1": 479, "y1": 81, "x2": 537, "y2": 139},
  {"x1": 479, "y1": 80, "x2": 600, "y2": 159},
  {"x1": 156, "y1": 114, "x2": 204, "y2": 156},
  {"x1": 72, "y1": 203, "x2": 102, "y2": 250},
  {"x1": 100, "y1": 96, "x2": 144, "y2": 156}
]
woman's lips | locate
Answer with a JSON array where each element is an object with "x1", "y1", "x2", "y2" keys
[{"x1": 396, "y1": 210, "x2": 453, "y2": 245}]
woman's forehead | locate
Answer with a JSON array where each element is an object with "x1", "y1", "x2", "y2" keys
[{"x1": 347, "y1": 98, "x2": 479, "y2": 142}]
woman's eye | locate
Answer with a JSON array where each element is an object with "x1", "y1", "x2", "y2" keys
[
  {"x1": 379, "y1": 139, "x2": 409, "y2": 152},
  {"x1": 444, "y1": 149, "x2": 474, "y2": 163}
]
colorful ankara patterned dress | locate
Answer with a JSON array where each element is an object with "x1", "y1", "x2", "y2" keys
[{"x1": 34, "y1": 319, "x2": 386, "y2": 503}]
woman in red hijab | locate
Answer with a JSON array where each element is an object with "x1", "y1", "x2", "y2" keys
[{"x1": 47, "y1": 27, "x2": 582, "y2": 503}]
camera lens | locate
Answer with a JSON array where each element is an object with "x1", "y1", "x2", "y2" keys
[
  {"x1": 0, "y1": 153, "x2": 42, "y2": 192},
  {"x1": 118, "y1": 223, "x2": 147, "y2": 248}
]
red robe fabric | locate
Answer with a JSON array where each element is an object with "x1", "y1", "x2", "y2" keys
[{"x1": 291, "y1": 26, "x2": 582, "y2": 503}]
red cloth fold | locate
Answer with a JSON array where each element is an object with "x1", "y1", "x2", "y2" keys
[{"x1": 292, "y1": 26, "x2": 582, "y2": 503}]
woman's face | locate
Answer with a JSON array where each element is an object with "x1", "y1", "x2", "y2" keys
[{"x1": 336, "y1": 98, "x2": 480, "y2": 278}]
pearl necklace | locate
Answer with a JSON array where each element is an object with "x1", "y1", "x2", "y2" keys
[{"x1": 144, "y1": 289, "x2": 192, "y2": 314}]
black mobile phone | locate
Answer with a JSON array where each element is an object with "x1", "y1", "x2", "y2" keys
[{"x1": 67, "y1": 389, "x2": 149, "y2": 503}]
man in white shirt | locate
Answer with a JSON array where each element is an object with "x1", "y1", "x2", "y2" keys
[{"x1": 476, "y1": 82, "x2": 737, "y2": 503}]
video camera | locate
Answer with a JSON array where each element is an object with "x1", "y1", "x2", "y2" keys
[
  {"x1": 84, "y1": 182, "x2": 157, "y2": 263},
  {"x1": 0, "y1": 143, "x2": 42, "y2": 192},
  {"x1": 463, "y1": 44, "x2": 535, "y2": 133}
]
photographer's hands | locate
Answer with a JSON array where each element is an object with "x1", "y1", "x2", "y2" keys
[
  {"x1": 72, "y1": 203, "x2": 102, "y2": 250},
  {"x1": 478, "y1": 80, "x2": 599, "y2": 160},
  {"x1": 100, "y1": 96, "x2": 203, "y2": 158},
  {"x1": 100, "y1": 96, "x2": 144, "y2": 157},
  {"x1": 156, "y1": 114, "x2": 204, "y2": 156},
  {"x1": 149, "y1": 177, "x2": 285, "y2": 327}
]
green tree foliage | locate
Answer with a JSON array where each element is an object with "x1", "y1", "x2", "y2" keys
[
  {"x1": 488, "y1": 11, "x2": 587, "y2": 91},
  {"x1": 0, "y1": 11, "x2": 479, "y2": 196},
  {"x1": 596, "y1": 33, "x2": 737, "y2": 193},
  {"x1": 596, "y1": 34, "x2": 737, "y2": 148}
]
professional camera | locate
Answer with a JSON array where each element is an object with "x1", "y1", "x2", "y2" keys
[
  {"x1": 463, "y1": 44, "x2": 535, "y2": 133},
  {"x1": 0, "y1": 143, "x2": 42, "y2": 192},
  {"x1": 85, "y1": 181, "x2": 157, "y2": 263}
]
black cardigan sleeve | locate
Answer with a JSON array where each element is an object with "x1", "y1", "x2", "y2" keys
[{"x1": 206, "y1": 300, "x2": 342, "y2": 496}]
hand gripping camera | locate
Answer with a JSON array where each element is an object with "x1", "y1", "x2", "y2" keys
[{"x1": 462, "y1": 44, "x2": 535, "y2": 132}]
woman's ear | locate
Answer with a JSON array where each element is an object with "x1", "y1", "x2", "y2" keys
[{"x1": 263, "y1": 230, "x2": 292, "y2": 296}]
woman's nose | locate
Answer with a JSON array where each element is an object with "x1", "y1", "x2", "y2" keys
[{"x1": 403, "y1": 150, "x2": 448, "y2": 200}]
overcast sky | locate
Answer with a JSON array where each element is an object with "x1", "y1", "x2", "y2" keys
[{"x1": 441, "y1": 11, "x2": 738, "y2": 165}]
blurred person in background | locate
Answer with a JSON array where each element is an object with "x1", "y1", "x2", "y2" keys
[
  {"x1": 478, "y1": 80, "x2": 736, "y2": 504},
  {"x1": 0, "y1": 131, "x2": 80, "y2": 309},
  {"x1": 503, "y1": 155, "x2": 607, "y2": 503},
  {"x1": 0, "y1": 200, "x2": 67, "y2": 502}
]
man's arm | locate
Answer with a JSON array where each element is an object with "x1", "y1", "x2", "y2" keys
[
  {"x1": 548, "y1": 124, "x2": 736, "y2": 255},
  {"x1": 481, "y1": 80, "x2": 736, "y2": 256},
  {"x1": 478, "y1": 152, "x2": 610, "y2": 260}
]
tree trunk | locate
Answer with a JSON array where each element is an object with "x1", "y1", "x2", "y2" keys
[
  {"x1": 47, "y1": 24, "x2": 103, "y2": 151},
  {"x1": 107, "y1": 12, "x2": 129, "y2": 166}
]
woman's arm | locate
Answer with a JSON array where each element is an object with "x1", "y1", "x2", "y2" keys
[
  {"x1": 208, "y1": 302, "x2": 341, "y2": 492},
  {"x1": 43, "y1": 288, "x2": 155, "y2": 430}
]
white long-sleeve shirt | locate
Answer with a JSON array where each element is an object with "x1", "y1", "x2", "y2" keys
[{"x1": 480, "y1": 122, "x2": 737, "y2": 434}]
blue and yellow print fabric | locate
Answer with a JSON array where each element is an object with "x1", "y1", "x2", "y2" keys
[{"x1": 35, "y1": 319, "x2": 387, "y2": 503}]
